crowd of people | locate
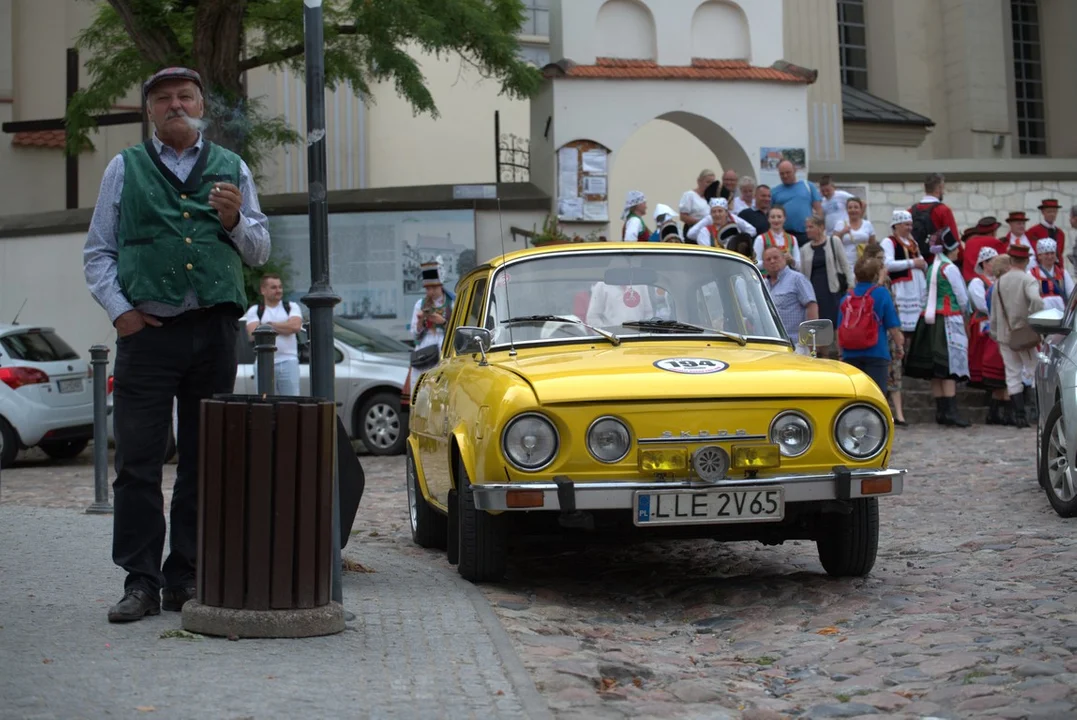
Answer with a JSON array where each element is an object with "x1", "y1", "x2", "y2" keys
[{"x1": 620, "y1": 167, "x2": 1077, "y2": 429}]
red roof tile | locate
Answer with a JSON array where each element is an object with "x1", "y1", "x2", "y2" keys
[
  {"x1": 544, "y1": 57, "x2": 815, "y2": 84},
  {"x1": 12, "y1": 130, "x2": 67, "y2": 149}
]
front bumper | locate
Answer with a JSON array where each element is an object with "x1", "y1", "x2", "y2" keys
[{"x1": 470, "y1": 467, "x2": 906, "y2": 511}]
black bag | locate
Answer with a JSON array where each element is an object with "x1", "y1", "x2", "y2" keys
[{"x1": 410, "y1": 344, "x2": 441, "y2": 371}]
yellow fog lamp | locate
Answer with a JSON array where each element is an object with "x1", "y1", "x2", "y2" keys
[
  {"x1": 639, "y1": 448, "x2": 688, "y2": 472},
  {"x1": 731, "y1": 444, "x2": 782, "y2": 469}
]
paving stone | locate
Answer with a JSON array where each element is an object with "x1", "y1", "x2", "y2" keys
[
  {"x1": 1014, "y1": 661, "x2": 1067, "y2": 677},
  {"x1": 804, "y1": 702, "x2": 878, "y2": 718}
]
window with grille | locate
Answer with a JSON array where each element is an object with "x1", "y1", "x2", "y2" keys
[
  {"x1": 837, "y1": 0, "x2": 867, "y2": 91},
  {"x1": 1010, "y1": 0, "x2": 1046, "y2": 156},
  {"x1": 518, "y1": 0, "x2": 550, "y2": 67}
]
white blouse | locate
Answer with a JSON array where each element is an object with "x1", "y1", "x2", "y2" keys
[{"x1": 834, "y1": 218, "x2": 876, "y2": 269}]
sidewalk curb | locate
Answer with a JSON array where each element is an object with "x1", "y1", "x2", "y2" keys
[{"x1": 454, "y1": 575, "x2": 554, "y2": 720}]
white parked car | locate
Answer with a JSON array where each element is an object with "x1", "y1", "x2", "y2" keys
[{"x1": 0, "y1": 324, "x2": 97, "y2": 468}]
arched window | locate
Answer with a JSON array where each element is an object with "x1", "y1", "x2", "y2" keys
[
  {"x1": 595, "y1": 0, "x2": 657, "y2": 61},
  {"x1": 690, "y1": 1, "x2": 750, "y2": 61},
  {"x1": 1010, "y1": 0, "x2": 1046, "y2": 156}
]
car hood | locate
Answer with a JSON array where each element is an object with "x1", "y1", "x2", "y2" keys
[{"x1": 491, "y1": 343, "x2": 858, "y2": 404}]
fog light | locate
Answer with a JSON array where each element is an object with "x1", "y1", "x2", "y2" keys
[
  {"x1": 506, "y1": 490, "x2": 545, "y2": 508},
  {"x1": 860, "y1": 477, "x2": 892, "y2": 495},
  {"x1": 732, "y1": 444, "x2": 781, "y2": 469},
  {"x1": 639, "y1": 448, "x2": 687, "y2": 472}
]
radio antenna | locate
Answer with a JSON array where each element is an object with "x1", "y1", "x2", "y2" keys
[
  {"x1": 495, "y1": 187, "x2": 516, "y2": 355},
  {"x1": 10, "y1": 298, "x2": 27, "y2": 325}
]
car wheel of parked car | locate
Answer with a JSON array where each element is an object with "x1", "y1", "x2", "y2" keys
[
  {"x1": 358, "y1": 392, "x2": 405, "y2": 456},
  {"x1": 1039, "y1": 404, "x2": 1077, "y2": 517},
  {"x1": 455, "y1": 457, "x2": 507, "y2": 583},
  {"x1": 816, "y1": 498, "x2": 879, "y2": 577},
  {"x1": 407, "y1": 446, "x2": 447, "y2": 549},
  {"x1": 0, "y1": 417, "x2": 18, "y2": 469},
  {"x1": 39, "y1": 439, "x2": 89, "y2": 460}
]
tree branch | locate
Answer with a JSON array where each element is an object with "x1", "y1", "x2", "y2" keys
[
  {"x1": 105, "y1": 0, "x2": 184, "y2": 67},
  {"x1": 239, "y1": 24, "x2": 358, "y2": 72}
]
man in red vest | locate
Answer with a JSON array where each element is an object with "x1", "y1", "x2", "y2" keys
[
  {"x1": 1027, "y1": 199, "x2": 1066, "y2": 263},
  {"x1": 961, "y1": 216, "x2": 1005, "y2": 281}
]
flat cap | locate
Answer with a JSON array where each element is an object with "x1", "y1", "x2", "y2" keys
[{"x1": 143, "y1": 67, "x2": 203, "y2": 99}]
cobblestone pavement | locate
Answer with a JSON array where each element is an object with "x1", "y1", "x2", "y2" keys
[{"x1": 4, "y1": 423, "x2": 1075, "y2": 720}]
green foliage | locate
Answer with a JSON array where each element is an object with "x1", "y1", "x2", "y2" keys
[
  {"x1": 242, "y1": 251, "x2": 294, "y2": 308},
  {"x1": 66, "y1": 0, "x2": 543, "y2": 176}
]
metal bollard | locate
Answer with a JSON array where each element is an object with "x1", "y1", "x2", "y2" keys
[
  {"x1": 86, "y1": 344, "x2": 113, "y2": 515},
  {"x1": 252, "y1": 324, "x2": 278, "y2": 396}
]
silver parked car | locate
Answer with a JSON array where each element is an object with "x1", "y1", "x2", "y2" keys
[
  {"x1": 108, "y1": 318, "x2": 412, "y2": 458},
  {"x1": 1031, "y1": 300, "x2": 1077, "y2": 516}
]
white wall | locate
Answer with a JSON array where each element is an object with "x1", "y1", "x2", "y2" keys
[{"x1": 475, "y1": 209, "x2": 549, "y2": 262}]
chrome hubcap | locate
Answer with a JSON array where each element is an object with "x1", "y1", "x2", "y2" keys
[
  {"x1": 406, "y1": 453, "x2": 418, "y2": 532},
  {"x1": 364, "y1": 403, "x2": 400, "y2": 449},
  {"x1": 1048, "y1": 418, "x2": 1077, "y2": 502}
]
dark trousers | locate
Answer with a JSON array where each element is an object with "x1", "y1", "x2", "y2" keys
[
  {"x1": 112, "y1": 306, "x2": 238, "y2": 594},
  {"x1": 843, "y1": 356, "x2": 890, "y2": 395}
]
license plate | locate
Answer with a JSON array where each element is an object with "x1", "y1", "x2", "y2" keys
[
  {"x1": 634, "y1": 487, "x2": 784, "y2": 526},
  {"x1": 57, "y1": 378, "x2": 83, "y2": 394}
]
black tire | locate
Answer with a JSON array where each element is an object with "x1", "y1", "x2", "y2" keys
[
  {"x1": 816, "y1": 498, "x2": 879, "y2": 577},
  {"x1": 406, "y1": 446, "x2": 447, "y2": 549},
  {"x1": 446, "y1": 489, "x2": 459, "y2": 566},
  {"x1": 456, "y1": 458, "x2": 507, "y2": 583},
  {"x1": 0, "y1": 416, "x2": 18, "y2": 469},
  {"x1": 1039, "y1": 403, "x2": 1077, "y2": 517},
  {"x1": 356, "y1": 392, "x2": 406, "y2": 456},
  {"x1": 39, "y1": 438, "x2": 90, "y2": 461}
]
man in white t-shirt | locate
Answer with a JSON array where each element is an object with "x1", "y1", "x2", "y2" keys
[
  {"x1": 819, "y1": 175, "x2": 854, "y2": 235},
  {"x1": 242, "y1": 273, "x2": 304, "y2": 395}
]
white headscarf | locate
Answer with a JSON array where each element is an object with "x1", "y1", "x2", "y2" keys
[
  {"x1": 709, "y1": 198, "x2": 728, "y2": 209},
  {"x1": 622, "y1": 190, "x2": 646, "y2": 220}
]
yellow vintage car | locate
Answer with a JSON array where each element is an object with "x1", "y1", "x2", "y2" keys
[{"x1": 405, "y1": 243, "x2": 906, "y2": 583}]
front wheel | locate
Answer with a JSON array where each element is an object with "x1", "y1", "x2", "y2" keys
[
  {"x1": 455, "y1": 459, "x2": 507, "y2": 583},
  {"x1": 816, "y1": 498, "x2": 879, "y2": 577},
  {"x1": 39, "y1": 438, "x2": 90, "y2": 461},
  {"x1": 357, "y1": 392, "x2": 406, "y2": 456},
  {"x1": 1039, "y1": 403, "x2": 1077, "y2": 517},
  {"x1": 0, "y1": 417, "x2": 18, "y2": 469},
  {"x1": 406, "y1": 447, "x2": 447, "y2": 549}
]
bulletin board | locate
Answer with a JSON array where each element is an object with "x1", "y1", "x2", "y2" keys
[{"x1": 556, "y1": 140, "x2": 610, "y2": 223}]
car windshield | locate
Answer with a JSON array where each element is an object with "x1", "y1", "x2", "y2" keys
[
  {"x1": 1, "y1": 329, "x2": 79, "y2": 362},
  {"x1": 333, "y1": 319, "x2": 411, "y2": 354},
  {"x1": 482, "y1": 249, "x2": 786, "y2": 347}
]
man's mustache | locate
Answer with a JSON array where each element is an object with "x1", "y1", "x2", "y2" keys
[{"x1": 164, "y1": 109, "x2": 208, "y2": 132}]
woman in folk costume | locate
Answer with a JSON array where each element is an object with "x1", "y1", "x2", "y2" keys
[
  {"x1": 649, "y1": 204, "x2": 679, "y2": 242},
  {"x1": 621, "y1": 191, "x2": 650, "y2": 242},
  {"x1": 905, "y1": 228, "x2": 971, "y2": 426},
  {"x1": 1001, "y1": 211, "x2": 1037, "y2": 270},
  {"x1": 411, "y1": 258, "x2": 453, "y2": 364},
  {"x1": 752, "y1": 204, "x2": 801, "y2": 273},
  {"x1": 1029, "y1": 237, "x2": 1073, "y2": 312},
  {"x1": 686, "y1": 198, "x2": 743, "y2": 247},
  {"x1": 967, "y1": 247, "x2": 1010, "y2": 424},
  {"x1": 881, "y1": 209, "x2": 928, "y2": 338}
]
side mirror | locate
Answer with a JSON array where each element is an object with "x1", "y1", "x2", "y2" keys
[
  {"x1": 453, "y1": 326, "x2": 492, "y2": 364},
  {"x1": 1028, "y1": 308, "x2": 1069, "y2": 336},
  {"x1": 798, "y1": 319, "x2": 834, "y2": 357}
]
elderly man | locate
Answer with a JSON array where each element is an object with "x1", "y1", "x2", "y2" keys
[
  {"x1": 678, "y1": 169, "x2": 716, "y2": 232},
  {"x1": 738, "y1": 185, "x2": 772, "y2": 236},
  {"x1": 721, "y1": 169, "x2": 739, "y2": 197},
  {"x1": 762, "y1": 245, "x2": 818, "y2": 339},
  {"x1": 769, "y1": 160, "x2": 822, "y2": 247},
  {"x1": 84, "y1": 67, "x2": 271, "y2": 622}
]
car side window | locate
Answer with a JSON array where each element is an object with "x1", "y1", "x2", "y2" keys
[
  {"x1": 1064, "y1": 285, "x2": 1077, "y2": 329},
  {"x1": 466, "y1": 279, "x2": 488, "y2": 328},
  {"x1": 443, "y1": 281, "x2": 472, "y2": 357}
]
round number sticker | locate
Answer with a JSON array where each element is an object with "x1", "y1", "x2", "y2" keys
[{"x1": 653, "y1": 358, "x2": 729, "y2": 375}]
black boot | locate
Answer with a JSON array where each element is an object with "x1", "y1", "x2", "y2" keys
[
  {"x1": 944, "y1": 396, "x2": 971, "y2": 427},
  {"x1": 1002, "y1": 399, "x2": 1017, "y2": 426},
  {"x1": 986, "y1": 398, "x2": 1001, "y2": 425},
  {"x1": 1024, "y1": 386, "x2": 1039, "y2": 424},
  {"x1": 935, "y1": 397, "x2": 947, "y2": 425},
  {"x1": 1012, "y1": 393, "x2": 1029, "y2": 429}
]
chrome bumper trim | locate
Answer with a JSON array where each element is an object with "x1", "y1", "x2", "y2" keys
[{"x1": 470, "y1": 468, "x2": 905, "y2": 511}]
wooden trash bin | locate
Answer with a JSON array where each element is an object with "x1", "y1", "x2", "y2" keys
[{"x1": 182, "y1": 394, "x2": 345, "y2": 637}]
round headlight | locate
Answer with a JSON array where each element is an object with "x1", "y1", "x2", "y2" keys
[
  {"x1": 501, "y1": 413, "x2": 559, "y2": 471},
  {"x1": 587, "y1": 416, "x2": 631, "y2": 463},
  {"x1": 834, "y1": 404, "x2": 887, "y2": 460},
  {"x1": 769, "y1": 412, "x2": 813, "y2": 457}
]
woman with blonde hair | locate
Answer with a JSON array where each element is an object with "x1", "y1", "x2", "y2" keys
[
  {"x1": 833, "y1": 196, "x2": 875, "y2": 268},
  {"x1": 862, "y1": 243, "x2": 907, "y2": 425}
]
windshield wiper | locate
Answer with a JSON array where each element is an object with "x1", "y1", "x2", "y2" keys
[
  {"x1": 622, "y1": 319, "x2": 748, "y2": 346},
  {"x1": 502, "y1": 315, "x2": 620, "y2": 346}
]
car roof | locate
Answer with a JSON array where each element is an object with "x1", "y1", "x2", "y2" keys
[{"x1": 0, "y1": 324, "x2": 56, "y2": 337}]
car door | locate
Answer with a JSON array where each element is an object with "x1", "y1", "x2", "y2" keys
[{"x1": 417, "y1": 281, "x2": 473, "y2": 503}]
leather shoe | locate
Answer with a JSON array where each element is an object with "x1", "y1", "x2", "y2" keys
[
  {"x1": 161, "y1": 585, "x2": 196, "y2": 612},
  {"x1": 107, "y1": 588, "x2": 160, "y2": 623}
]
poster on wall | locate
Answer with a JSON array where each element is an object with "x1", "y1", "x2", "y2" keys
[
  {"x1": 758, "y1": 147, "x2": 808, "y2": 188},
  {"x1": 267, "y1": 209, "x2": 477, "y2": 342}
]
